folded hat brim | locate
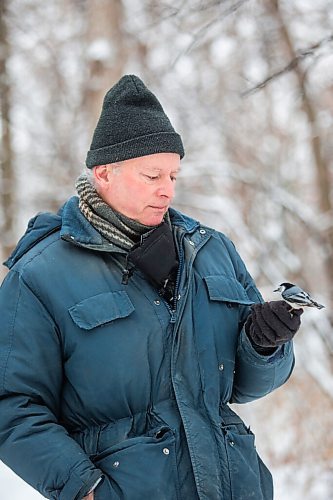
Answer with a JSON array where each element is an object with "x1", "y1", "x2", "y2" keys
[{"x1": 86, "y1": 131, "x2": 184, "y2": 168}]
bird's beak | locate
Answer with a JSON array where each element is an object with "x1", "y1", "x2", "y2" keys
[{"x1": 273, "y1": 288, "x2": 279, "y2": 292}]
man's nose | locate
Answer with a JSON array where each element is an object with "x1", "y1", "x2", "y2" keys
[{"x1": 157, "y1": 178, "x2": 175, "y2": 199}]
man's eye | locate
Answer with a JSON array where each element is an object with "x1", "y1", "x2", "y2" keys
[{"x1": 145, "y1": 175, "x2": 158, "y2": 180}]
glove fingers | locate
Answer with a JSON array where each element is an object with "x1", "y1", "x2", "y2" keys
[
  {"x1": 251, "y1": 306, "x2": 281, "y2": 347},
  {"x1": 250, "y1": 303, "x2": 297, "y2": 346},
  {"x1": 269, "y1": 301, "x2": 303, "y2": 332},
  {"x1": 254, "y1": 303, "x2": 291, "y2": 340},
  {"x1": 246, "y1": 300, "x2": 302, "y2": 350},
  {"x1": 259, "y1": 303, "x2": 294, "y2": 337}
]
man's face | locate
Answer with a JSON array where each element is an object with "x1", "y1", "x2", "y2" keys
[{"x1": 94, "y1": 153, "x2": 181, "y2": 226}]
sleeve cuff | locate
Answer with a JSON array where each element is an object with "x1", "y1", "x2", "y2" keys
[
  {"x1": 87, "y1": 477, "x2": 103, "y2": 495},
  {"x1": 239, "y1": 327, "x2": 288, "y2": 364},
  {"x1": 59, "y1": 468, "x2": 103, "y2": 500}
]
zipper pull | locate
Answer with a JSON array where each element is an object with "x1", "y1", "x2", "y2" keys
[
  {"x1": 170, "y1": 310, "x2": 177, "y2": 323},
  {"x1": 122, "y1": 253, "x2": 134, "y2": 285},
  {"x1": 121, "y1": 269, "x2": 131, "y2": 285}
]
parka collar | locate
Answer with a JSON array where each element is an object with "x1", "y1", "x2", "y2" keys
[
  {"x1": 4, "y1": 197, "x2": 116, "y2": 269},
  {"x1": 4, "y1": 197, "x2": 202, "y2": 269},
  {"x1": 60, "y1": 196, "x2": 126, "y2": 253},
  {"x1": 168, "y1": 207, "x2": 200, "y2": 233},
  {"x1": 60, "y1": 196, "x2": 104, "y2": 246},
  {"x1": 61, "y1": 198, "x2": 201, "y2": 246},
  {"x1": 4, "y1": 211, "x2": 62, "y2": 269}
]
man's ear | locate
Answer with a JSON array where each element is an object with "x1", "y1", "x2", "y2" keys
[{"x1": 93, "y1": 165, "x2": 111, "y2": 189}]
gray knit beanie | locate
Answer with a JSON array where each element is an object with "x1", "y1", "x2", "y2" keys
[{"x1": 86, "y1": 75, "x2": 185, "y2": 168}]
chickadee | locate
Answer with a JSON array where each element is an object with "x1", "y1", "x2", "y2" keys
[{"x1": 274, "y1": 282, "x2": 325, "y2": 310}]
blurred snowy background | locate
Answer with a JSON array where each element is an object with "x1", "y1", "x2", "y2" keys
[{"x1": 0, "y1": 0, "x2": 332, "y2": 498}]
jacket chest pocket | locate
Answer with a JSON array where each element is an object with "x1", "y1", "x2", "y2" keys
[
  {"x1": 204, "y1": 275, "x2": 255, "y2": 308},
  {"x1": 203, "y1": 274, "x2": 255, "y2": 327},
  {"x1": 66, "y1": 290, "x2": 166, "y2": 411},
  {"x1": 68, "y1": 290, "x2": 134, "y2": 330}
]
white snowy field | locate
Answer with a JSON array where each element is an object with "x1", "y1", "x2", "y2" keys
[{"x1": 0, "y1": 462, "x2": 43, "y2": 499}]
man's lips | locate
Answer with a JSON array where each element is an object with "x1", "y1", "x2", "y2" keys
[{"x1": 149, "y1": 206, "x2": 168, "y2": 210}]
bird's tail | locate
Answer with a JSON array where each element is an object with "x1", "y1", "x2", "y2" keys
[{"x1": 312, "y1": 300, "x2": 325, "y2": 309}]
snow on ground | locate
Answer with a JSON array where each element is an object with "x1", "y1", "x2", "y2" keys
[
  {"x1": 273, "y1": 464, "x2": 333, "y2": 500},
  {"x1": 0, "y1": 463, "x2": 44, "y2": 499}
]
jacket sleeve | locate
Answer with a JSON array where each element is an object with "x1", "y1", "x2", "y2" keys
[
  {"x1": 221, "y1": 237, "x2": 295, "y2": 404},
  {"x1": 231, "y1": 329, "x2": 295, "y2": 403},
  {"x1": 0, "y1": 270, "x2": 102, "y2": 499}
]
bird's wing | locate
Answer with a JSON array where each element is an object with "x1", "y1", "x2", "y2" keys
[{"x1": 284, "y1": 288, "x2": 312, "y2": 305}]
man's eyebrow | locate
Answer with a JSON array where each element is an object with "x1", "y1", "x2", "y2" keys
[{"x1": 141, "y1": 166, "x2": 181, "y2": 172}]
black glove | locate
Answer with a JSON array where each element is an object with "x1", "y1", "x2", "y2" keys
[{"x1": 245, "y1": 300, "x2": 303, "y2": 352}]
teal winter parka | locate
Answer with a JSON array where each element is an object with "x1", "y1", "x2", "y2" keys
[{"x1": 0, "y1": 197, "x2": 294, "y2": 500}]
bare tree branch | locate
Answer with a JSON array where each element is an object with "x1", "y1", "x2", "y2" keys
[
  {"x1": 242, "y1": 34, "x2": 333, "y2": 97},
  {"x1": 171, "y1": 0, "x2": 251, "y2": 67}
]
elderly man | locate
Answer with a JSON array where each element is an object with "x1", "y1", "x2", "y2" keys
[{"x1": 0, "y1": 75, "x2": 302, "y2": 500}]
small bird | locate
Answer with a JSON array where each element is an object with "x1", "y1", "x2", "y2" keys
[{"x1": 274, "y1": 282, "x2": 325, "y2": 310}]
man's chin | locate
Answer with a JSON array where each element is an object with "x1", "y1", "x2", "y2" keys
[
  {"x1": 142, "y1": 207, "x2": 168, "y2": 226},
  {"x1": 146, "y1": 217, "x2": 165, "y2": 226},
  {"x1": 142, "y1": 214, "x2": 166, "y2": 226}
]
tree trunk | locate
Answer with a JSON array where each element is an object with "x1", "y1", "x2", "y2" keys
[
  {"x1": 0, "y1": 0, "x2": 15, "y2": 267},
  {"x1": 84, "y1": 0, "x2": 128, "y2": 136},
  {"x1": 271, "y1": 0, "x2": 333, "y2": 308}
]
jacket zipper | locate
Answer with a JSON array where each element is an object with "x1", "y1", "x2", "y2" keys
[{"x1": 167, "y1": 229, "x2": 187, "y2": 323}]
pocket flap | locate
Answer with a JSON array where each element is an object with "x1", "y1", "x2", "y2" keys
[
  {"x1": 204, "y1": 275, "x2": 254, "y2": 305},
  {"x1": 69, "y1": 291, "x2": 134, "y2": 330}
]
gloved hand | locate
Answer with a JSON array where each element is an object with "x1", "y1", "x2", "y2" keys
[{"x1": 245, "y1": 300, "x2": 303, "y2": 351}]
